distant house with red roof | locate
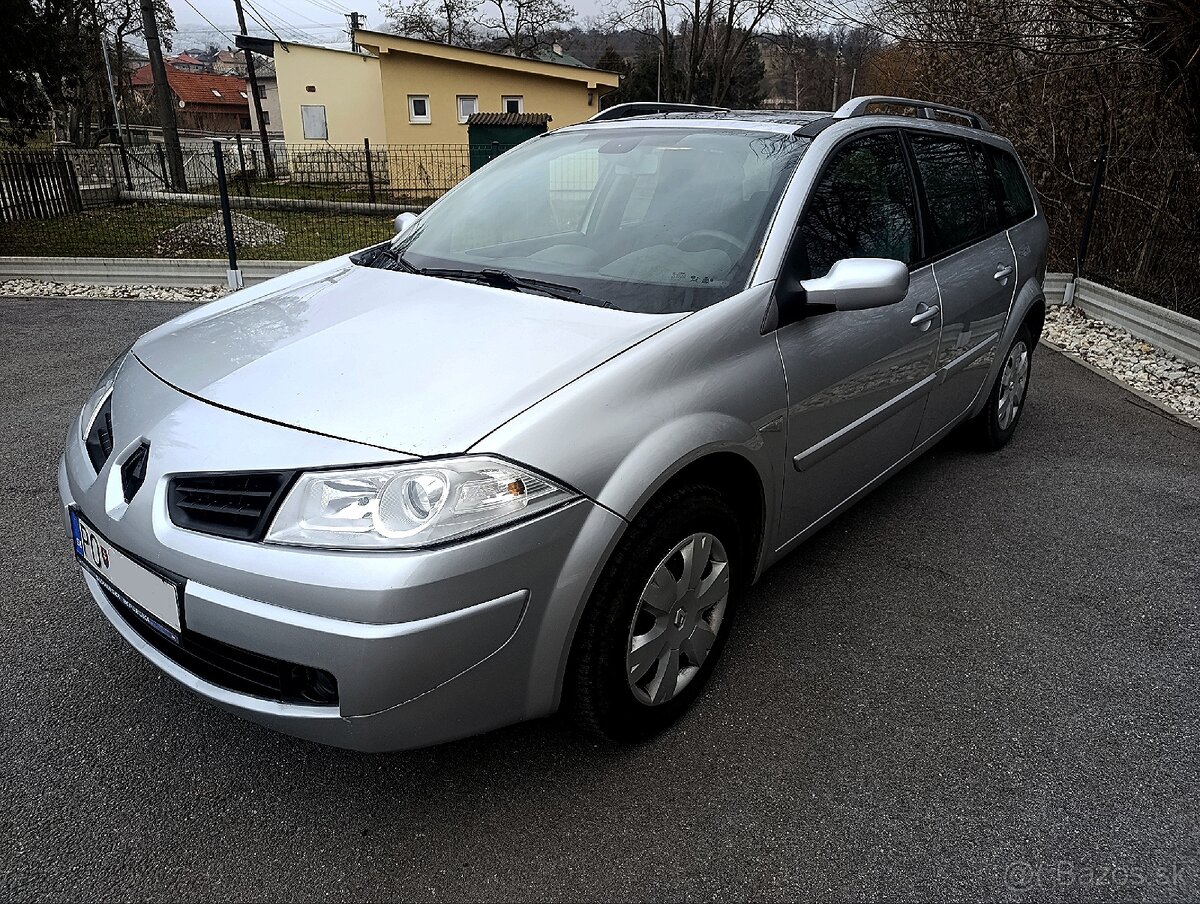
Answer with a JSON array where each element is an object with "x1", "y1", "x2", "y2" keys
[
  {"x1": 167, "y1": 53, "x2": 208, "y2": 73},
  {"x1": 131, "y1": 64, "x2": 252, "y2": 133}
]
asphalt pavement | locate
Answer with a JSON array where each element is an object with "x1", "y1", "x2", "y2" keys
[{"x1": 2, "y1": 296, "x2": 1198, "y2": 902}]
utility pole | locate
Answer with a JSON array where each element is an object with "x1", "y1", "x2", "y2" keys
[
  {"x1": 233, "y1": 0, "x2": 276, "y2": 179},
  {"x1": 99, "y1": 30, "x2": 125, "y2": 145},
  {"x1": 348, "y1": 11, "x2": 359, "y2": 52},
  {"x1": 831, "y1": 45, "x2": 843, "y2": 111},
  {"x1": 140, "y1": 0, "x2": 186, "y2": 189}
]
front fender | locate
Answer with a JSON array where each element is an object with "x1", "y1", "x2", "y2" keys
[
  {"x1": 474, "y1": 283, "x2": 788, "y2": 555},
  {"x1": 597, "y1": 413, "x2": 765, "y2": 518}
]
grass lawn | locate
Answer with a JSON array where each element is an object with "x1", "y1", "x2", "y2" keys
[
  {"x1": 0, "y1": 202, "x2": 394, "y2": 261},
  {"x1": 228, "y1": 179, "x2": 440, "y2": 208}
]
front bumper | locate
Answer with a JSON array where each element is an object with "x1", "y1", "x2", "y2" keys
[{"x1": 59, "y1": 358, "x2": 626, "y2": 751}]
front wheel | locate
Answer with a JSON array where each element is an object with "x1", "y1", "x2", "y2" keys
[
  {"x1": 565, "y1": 484, "x2": 742, "y2": 741},
  {"x1": 968, "y1": 323, "x2": 1033, "y2": 451}
]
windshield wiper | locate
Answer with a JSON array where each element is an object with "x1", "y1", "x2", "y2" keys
[
  {"x1": 352, "y1": 242, "x2": 420, "y2": 273},
  {"x1": 358, "y1": 248, "x2": 615, "y2": 308},
  {"x1": 417, "y1": 266, "x2": 615, "y2": 308}
]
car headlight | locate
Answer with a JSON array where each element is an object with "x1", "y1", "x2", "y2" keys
[
  {"x1": 81, "y1": 346, "x2": 131, "y2": 441},
  {"x1": 265, "y1": 456, "x2": 577, "y2": 549}
]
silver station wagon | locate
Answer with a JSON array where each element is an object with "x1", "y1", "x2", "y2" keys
[{"x1": 60, "y1": 96, "x2": 1048, "y2": 750}]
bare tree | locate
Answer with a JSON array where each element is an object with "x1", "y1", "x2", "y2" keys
[
  {"x1": 478, "y1": 0, "x2": 576, "y2": 55},
  {"x1": 383, "y1": 0, "x2": 575, "y2": 51},
  {"x1": 606, "y1": 0, "x2": 808, "y2": 104},
  {"x1": 830, "y1": 0, "x2": 1200, "y2": 313},
  {"x1": 382, "y1": 0, "x2": 480, "y2": 46}
]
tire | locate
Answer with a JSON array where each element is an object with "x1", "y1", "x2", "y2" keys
[
  {"x1": 565, "y1": 483, "x2": 744, "y2": 742},
  {"x1": 968, "y1": 323, "x2": 1034, "y2": 451}
]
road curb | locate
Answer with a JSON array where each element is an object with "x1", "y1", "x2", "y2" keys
[
  {"x1": 1039, "y1": 338, "x2": 1198, "y2": 430},
  {"x1": 0, "y1": 256, "x2": 312, "y2": 287},
  {"x1": 0, "y1": 294, "x2": 208, "y2": 306}
]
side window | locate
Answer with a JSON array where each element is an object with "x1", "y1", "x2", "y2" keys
[
  {"x1": 796, "y1": 132, "x2": 918, "y2": 280},
  {"x1": 989, "y1": 148, "x2": 1035, "y2": 224},
  {"x1": 909, "y1": 134, "x2": 1001, "y2": 254}
]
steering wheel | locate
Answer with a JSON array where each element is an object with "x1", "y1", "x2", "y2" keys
[{"x1": 676, "y1": 229, "x2": 748, "y2": 259}]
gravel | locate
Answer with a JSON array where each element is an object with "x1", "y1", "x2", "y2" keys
[
  {"x1": 0, "y1": 279, "x2": 228, "y2": 302},
  {"x1": 154, "y1": 211, "x2": 285, "y2": 256},
  {"x1": 1043, "y1": 304, "x2": 1200, "y2": 422}
]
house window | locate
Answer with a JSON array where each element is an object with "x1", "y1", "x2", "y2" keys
[
  {"x1": 240, "y1": 116, "x2": 252, "y2": 130},
  {"x1": 211, "y1": 89, "x2": 222, "y2": 97},
  {"x1": 456, "y1": 95, "x2": 478, "y2": 123},
  {"x1": 300, "y1": 104, "x2": 327, "y2": 140},
  {"x1": 502, "y1": 95, "x2": 523, "y2": 114},
  {"x1": 261, "y1": 110, "x2": 270, "y2": 125},
  {"x1": 257, "y1": 84, "x2": 267, "y2": 99},
  {"x1": 408, "y1": 95, "x2": 430, "y2": 124}
]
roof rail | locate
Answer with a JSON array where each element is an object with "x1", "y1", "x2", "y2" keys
[
  {"x1": 833, "y1": 96, "x2": 991, "y2": 132},
  {"x1": 589, "y1": 102, "x2": 729, "y2": 122}
]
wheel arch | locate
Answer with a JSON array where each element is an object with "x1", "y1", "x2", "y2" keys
[
  {"x1": 967, "y1": 276, "x2": 1046, "y2": 420},
  {"x1": 633, "y1": 450, "x2": 768, "y2": 584}
]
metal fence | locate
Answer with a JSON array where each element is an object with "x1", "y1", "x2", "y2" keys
[
  {"x1": 0, "y1": 141, "x2": 518, "y2": 264},
  {"x1": 1073, "y1": 150, "x2": 1200, "y2": 320},
  {"x1": 10, "y1": 137, "x2": 1195, "y2": 320}
]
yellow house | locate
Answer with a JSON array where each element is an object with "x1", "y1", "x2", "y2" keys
[{"x1": 241, "y1": 32, "x2": 620, "y2": 146}]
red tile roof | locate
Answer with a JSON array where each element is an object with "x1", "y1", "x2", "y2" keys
[{"x1": 131, "y1": 64, "x2": 250, "y2": 108}]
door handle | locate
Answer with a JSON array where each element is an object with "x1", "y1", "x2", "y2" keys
[
  {"x1": 993, "y1": 265, "x2": 1014, "y2": 281},
  {"x1": 910, "y1": 303, "x2": 940, "y2": 327}
]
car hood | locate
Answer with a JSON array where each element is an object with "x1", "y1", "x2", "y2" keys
[{"x1": 133, "y1": 264, "x2": 684, "y2": 456}]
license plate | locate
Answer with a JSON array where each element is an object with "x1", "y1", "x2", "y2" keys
[{"x1": 71, "y1": 510, "x2": 182, "y2": 632}]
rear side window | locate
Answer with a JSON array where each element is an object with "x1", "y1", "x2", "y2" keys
[
  {"x1": 908, "y1": 135, "x2": 1001, "y2": 255},
  {"x1": 989, "y1": 148, "x2": 1035, "y2": 223},
  {"x1": 795, "y1": 132, "x2": 918, "y2": 280}
]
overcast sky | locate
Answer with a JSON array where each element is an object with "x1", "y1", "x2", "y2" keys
[{"x1": 167, "y1": 0, "x2": 607, "y2": 51}]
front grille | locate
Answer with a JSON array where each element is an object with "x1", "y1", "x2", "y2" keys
[
  {"x1": 121, "y1": 442, "x2": 150, "y2": 502},
  {"x1": 85, "y1": 395, "x2": 114, "y2": 472},
  {"x1": 98, "y1": 582, "x2": 339, "y2": 706},
  {"x1": 167, "y1": 470, "x2": 295, "y2": 541}
]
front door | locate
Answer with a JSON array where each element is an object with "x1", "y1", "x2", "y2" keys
[{"x1": 775, "y1": 131, "x2": 941, "y2": 548}]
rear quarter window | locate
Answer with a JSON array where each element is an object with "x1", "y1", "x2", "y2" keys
[
  {"x1": 990, "y1": 148, "x2": 1036, "y2": 224},
  {"x1": 908, "y1": 134, "x2": 1001, "y2": 256}
]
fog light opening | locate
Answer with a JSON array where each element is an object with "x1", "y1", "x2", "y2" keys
[{"x1": 291, "y1": 665, "x2": 339, "y2": 705}]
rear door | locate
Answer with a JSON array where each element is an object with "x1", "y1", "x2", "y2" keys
[
  {"x1": 990, "y1": 144, "x2": 1047, "y2": 299},
  {"x1": 906, "y1": 132, "x2": 1017, "y2": 443},
  {"x1": 775, "y1": 130, "x2": 941, "y2": 546}
]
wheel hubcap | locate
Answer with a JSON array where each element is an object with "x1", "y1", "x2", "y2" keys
[
  {"x1": 626, "y1": 532, "x2": 730, "y2": 706},
  {"x1": 997, "y1": 340, "x2": 1030, "y2": 430}
]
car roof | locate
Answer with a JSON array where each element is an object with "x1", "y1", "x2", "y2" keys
[
  {"x1": 559, "y1": 109, "x2": 829, "y2": 136},
  {"x1": 574, "y1": 97, "x2": 1009, "y2": 136},
  {"x1": 561, "y1": 106, "x2": 1016, "y2": 153}
]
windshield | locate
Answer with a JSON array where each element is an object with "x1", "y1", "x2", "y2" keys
[{"x1": 374, "y1": 127, "x2": 809, "y2": 314}]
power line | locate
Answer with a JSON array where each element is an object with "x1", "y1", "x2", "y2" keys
[
  {"x1": 247, "y1": 0, "x2": 343, "y2": 43},
  {"x1": 176, "y1": 0, "x2": 237, "y2": 43},
  {"x1": 254, "y1": 0, "x2": 339, "y2": 32},
  {"x1": 241, "y1": 0, "x2": 292, "y2": 45},
  {"x1": 296, "y1": 0, "x2": 353, "y2": 19}
]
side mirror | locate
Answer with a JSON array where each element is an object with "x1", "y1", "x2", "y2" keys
[
  {"x1": 802, "y1": 258, "x2": 910, "y2": 311},
  {"x1": 394, "y1": 211, "x2": 419, "y2": 235}
]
